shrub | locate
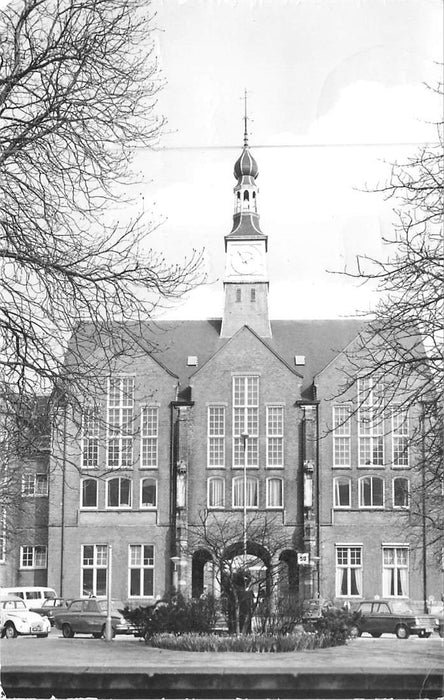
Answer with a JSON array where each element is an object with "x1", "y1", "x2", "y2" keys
[
  {"x1": 305, "y1": 608, "x2": 362, "y2": 645},
  {"x1": 145, "y1": 631, "x2": 333, "y2": 652},
  {"x1": 123, "y1": 593, "x2": 218, "y2": 637}
]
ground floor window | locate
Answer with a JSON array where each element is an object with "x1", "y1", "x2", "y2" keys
[
  {"x1": 81, "y1": 544, "x2": 108, "y2": 596},
  {"x1": 20, "y1": 545, "x2": 47, "y2": 569},
  {"x1": 335, "y1": 546, "x2": 362, "y2": 597},
  {"x1": 382, "y1": 546, "x2": 408, "y2": 597},
  {"x1": 129, "y1": 545, "x2": 154, "y2": 597}
]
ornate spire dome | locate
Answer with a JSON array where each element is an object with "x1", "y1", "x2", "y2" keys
[{"x1": 233, "y1": 90, "x2": 259, "y2": 180}]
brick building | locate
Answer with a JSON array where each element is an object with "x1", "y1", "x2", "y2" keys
[{"x1": 2, "y1": 123, "x2": 441, "y2": 610}]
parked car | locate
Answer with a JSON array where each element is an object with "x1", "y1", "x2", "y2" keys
[
  {"x1": 0, "y1": 595, "x2": 51, "y2": 639},
  {"x1": 352, "y1": 599, "x2": 435, "y2": 639},
  {"x1": 428, "y1": 603, "x2": 444, "y2": 637},
  {"x1": 30, "y1": 597, "x2": 69, "y2": 626},
  {"x1": 301, "y1": 598, "x2": 334, "y2": 628},
  {"x1": 53, "y1": 597, "x2": 135, "y2": 638}
]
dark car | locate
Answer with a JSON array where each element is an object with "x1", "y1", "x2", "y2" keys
[
  {"x1": 353, "y1": 599, "x2": 435, "y2": 639},
  {"x1": 53, "y1": 597, "x2": 135, "y2": 638},
  {"x1": 30, "y1": 598, "x2": 68, "y2": 626},
  {"x1": 301, "y1": 598, "x2": 334, "y2": 628}
]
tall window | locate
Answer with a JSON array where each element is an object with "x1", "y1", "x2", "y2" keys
[
  {"x1": 141, "y1": 407, "x2": 158, "y2": 468},
  {"x1": 359, "y1": 476, "x2": 384, "y2": 508},
  {"x1": 208, "y1": 406, "x2": 225, "y2": 467},
  {"x1": 107, "y1": 377, "x2": 134, "y2": 468},
  {"x1": 382, "y1": 546, "x2": 408, "y2": 597},
  {"x1": 207, "y1": 477, "x2": 225, "y2": 508},
  {"x1": 267, "y1": 406, "x2": 284, "y2": 467},
  {"x1": 233, "y1": 376, "x2": 259, "y2": 467},
  {"x1": 82, "y1": 406, "x2": 99, "y2": 468},
  {"x1": 21, "y1": 473, "x2": 48, "y2": 496},
  {"x1": 81, "y1": 478, "x2": 98, "y2": 509},
  {"x1": 232, "y1": 475, "x2": 258, "y2": 508},
  {"x1": 140, "y1": 478, "x2": 157, "y2": 509},
  {"x1": 266, "y1": 477, "x2": 283, "y2": 508},
  {"x1": 333, "y1": 405, "x2": 351, "y2": 466},
  {"x1": 358, "y1": 378, "x2": 384, "y2": 466},
  {"x1": 333, "y1": 477, "x2": 351, "y2": 508},
  {"x1": 336, "y1": 546, "x2": 362, "y2": 597},
  {"x1": 106, "y1": 477, "x2": 131, "y2": 508},
  {"x1": 82, "y1": 544, "x2": 107, "y2": 596},
  {"x1": 392, "y1": 408, "x2": 409, "y2": 467},
  {"x1": 20, "y1": 545, "x2": 47, "y2": 569},
  {"x1": 129, "y1": 545, "x2": 154, "y2": 597},
  {"x1": 393, "y1": 477, "x2": 410, "y2": 509}
]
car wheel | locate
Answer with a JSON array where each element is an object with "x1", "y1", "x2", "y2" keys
[
  {"x1": 62, "y1": 623, "x2": 74, "y2": 638},
  {"x1": 4, "y1": 623, "x2": 17, "y2": 639},
  {"x1": 421, "y1": 632, "x2": 432, "y2": 639},
  {"x1": 371, "y1": 633, "x2": 381, "y2": 638},
  {"x1": 92, "y1": 632, "x2": 102, "y2": 639},
  {"x1": 349, "y1": 625, "x2": 361, "y2": 638},
  {"x1": 101, "y1": 624, "x2": 116, "y2": 639},
  {"x1": 395, "y1": 624, "x2": 410, "y2": 639},
  {"x1": 36, "y1": 633, "x2": 49, "y2": 638}
]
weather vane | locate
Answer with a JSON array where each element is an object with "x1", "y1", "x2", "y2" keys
[{"x1": 243, "y1": 88, "x2": 249, "y2": 147}]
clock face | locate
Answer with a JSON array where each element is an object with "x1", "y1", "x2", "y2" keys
[{"x1": 229, "y1": 245, "x2": 262, "y2": 275}]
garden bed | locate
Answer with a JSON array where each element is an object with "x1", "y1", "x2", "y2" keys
[{"x1": 144, "y1": 631, "x2": 342, "y2": 652}]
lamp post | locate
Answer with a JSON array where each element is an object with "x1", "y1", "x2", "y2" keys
[
  {"x1": 241, "y1": 431, "x2": 249, "y2": 565},
  {"x1": 104, "y1": 544, "x2": 113, "y2": 642},
  {"x1": 171, "y1": 556, "x2": 180, "y2": 593}
]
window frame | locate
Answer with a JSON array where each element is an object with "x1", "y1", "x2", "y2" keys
[
  {"x1": 232, "y1": 475, "x2": 259, "y2": 509},
  {"x1": 358, "y1": 378, "x2": 384, "y2": 467},
  {"x1": 128, "y1": 544, "x2": 155, "y2": 598},
  {"x1": 382, "y1": 545, "x2": 409, "y2": 598},
  {"x1": 333, "y1": 404, "x2": 351, "y2": 467},
  {"x1": 358, "y1": 475, "x2": 385, "y2": 509},
  {"x1": 207, "y1": 405, "x2": 225, "y2": 468},
  {"x1": 266, "y1": 405, "x2": 284, "y2": 468},
  {"x1": 140, "y1": 406, "x2": 159, "y2": 469},
  {"x1": 333, "y1": 476, "x2": 351, "y2": 509},
  {"x1": 266, "y1": 477, "x2": 283, "y2": 509},
  {"x1": 335, "y1": 545, "x2": 363, "y2": 598},
  {"x1": 20, "y1": 545, "x2": 47, "y2": 570},
  {"x1": 80, "y1": 477, "x2": 98, "y2": 510},
  {"x1": 81, "y1": 544, "x2": 108, "y2": 597},
  {"x1": 391, "y1": 407, "x2": 409, "y2": 468},
  {"x1": 105, "y1": 476, "x2": 132, "y2": 509},
  {"x1": 207, "y1": 476, "x2": 225, "y2": 509},
  {"x1": 392, "y1": 476, "x2": 410, "y2": 509},
  {"x1": 140, "y1": 477, "x2": 157, "y2": 509},
  {"x1": 21, "y1": 473, "x2": 48, "y2": 497},
  {"x1": 232, "y1": 375, "x2": 259, "y2": 469},
  {"x1": 106, "y1": 376, "x2": 134, "y2": 469},
  {"x1": 82, "y1": 405, "x2": 100, "y2": 469}
]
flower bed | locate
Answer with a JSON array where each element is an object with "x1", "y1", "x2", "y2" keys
[{"x1": 145, "y1": 631, "x2": 338, "y2": 652}]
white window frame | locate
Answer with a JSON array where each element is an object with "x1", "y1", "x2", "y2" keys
[
  {"x1": 207, "y1": 406, "x2": 225, "y2": 468},
  {"x1": 266, "y1": 405, "x2": 284, "y2": 468},
  {"x1": 82, "y1": 405, "x2": 100, "y2": 468},
  {"x1": 358, "y1": 378, "x2": 384, "y2": 467},
  {"x1": 333, "y1": 477, "x2": 351, "y2": 508},
  {"x1": 233, "y1": 376, "x2": 259, "y2": 468},
  {"x1": 392, "y1": 477, "x2": 410, "y2": 509},
  {"x1": 266, "y1": 477, "x2": 283, "y2": 509},
  {"x1": 140, "y1": 477, "x2": 157, "y2": 509},
  {"x1": 382, "y1": 545, "x2": 409, "y2": 598},
  {"x1": 21, "y1": 473, "x2": 48, "y2": 497},
  {"x1": 207, "y1": 476, "x2": 225, "y2": 509},
  {"x1": 358, "y1": 475, "x2": 384, "y2": 509},
  {"x1": 333, "y1": 404, "x2": 351, "y2": 467},
  {"x1": 107, "y1": 377, "x2": 134, "y2": 469},
  {"x1": 128, "y1": 544, "x2": 154, "y2": 598},
  {"x1": 20, "y1": 545, "x2": 47, "y2": 569},
  {"x1": 81, "y1": 544, "x2": 108, "y2": 597},
  {"x1": 335, "y1": 545, "x2": 362, "y2": 598},
  {"x1": 106, "y1": 476, "x2": 132, "y2": 509},
  {"x1": 232, "y1": 475, "x2": 259, "y2": 509},
  {"x1": 141, "y1": 406, "x2": 158, "y2": 468},
  {"x1": 391, "y1": 407, "x2": 409, "y2": 467},
  {"x1": 80, "y1": 477, "x2": 98, "y2": 510}
]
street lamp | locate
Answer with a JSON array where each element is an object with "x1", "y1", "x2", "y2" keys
[
  {"x1": 104, "y1": 544, "x2": 113, "y2": 642},
  {"x1": 241, "y1": 431, "x2": 249, "y2": 565},
  {"x1": 171, "y1": 556, "x2": 180, "y2": 593}
]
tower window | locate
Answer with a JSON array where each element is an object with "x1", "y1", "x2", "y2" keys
[
  {"x1": 236, "y1": 288, "x2": 241, "y2": 303},
  {"x1": 243, "y1": 191, "x2": 249, "y2": 201},
  {"x1": 250, "y1": 288, "x2": 256, "y2": 303}
]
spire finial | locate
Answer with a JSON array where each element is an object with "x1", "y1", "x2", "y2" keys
[{"x1": 243, "y1": 88, "x2": 249, "y2": 147}]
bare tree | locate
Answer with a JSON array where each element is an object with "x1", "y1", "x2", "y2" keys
[
  {"x1": 0, "y1": 0, "x2": 203, "y2": 512},
  {"x1": 183, "y1": 510, "x2": 294, "y2": 635},
  {"x1": 336, "y1": 82, "x2": 443, "y2": 556}
]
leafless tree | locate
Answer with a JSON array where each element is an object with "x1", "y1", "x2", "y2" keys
[
  {"x1": 0, "y1": 0, "x2": 203, "y2": 529},
  {"x1": 336, "y1": 82, "x2": 443, "y2": 557},
  {"x1": 183, "y1": 510, "x2": 295, "y2": 634}
]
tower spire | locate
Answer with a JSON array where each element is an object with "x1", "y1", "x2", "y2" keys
[{"x1": 243, "y1": 88, "x2": 249, "y2": 147}]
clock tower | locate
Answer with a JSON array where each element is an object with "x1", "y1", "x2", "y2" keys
[{"x1": 220, "y1": 100, "x2": 271, "y2": 338}]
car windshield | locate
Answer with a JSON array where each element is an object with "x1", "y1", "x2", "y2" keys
[
  {"x1": 391, "y1": 602, "x2": 413, "y2": 614},
  {"x1": 44, "y1": 590, "x2": 56, "y2": 599},
  {"x1": 97, "y1": 600, "x2": 124, "y2": 613}
]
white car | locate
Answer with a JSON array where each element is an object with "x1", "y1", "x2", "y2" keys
[{"x1": 0, "y1": 595, "x2": 51, "y2": 639}]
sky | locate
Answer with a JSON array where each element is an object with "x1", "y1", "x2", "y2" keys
[{"x1": 137, "y1": 0, "x2": 443, "y2": 321}]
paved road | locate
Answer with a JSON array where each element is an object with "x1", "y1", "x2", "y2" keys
[{"x1": 1, "y1": 630, "x2": 443, "y2": 698}]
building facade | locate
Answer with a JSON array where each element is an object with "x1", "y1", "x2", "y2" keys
[{"x1": 1, "y1": 124, "x2": 441, "y2": 610}]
